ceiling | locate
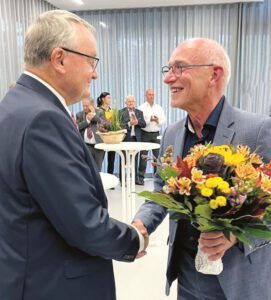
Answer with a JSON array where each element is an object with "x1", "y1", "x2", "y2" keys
[{"x1": 46, "y1": 0, "x2": 263, "y2": 11}]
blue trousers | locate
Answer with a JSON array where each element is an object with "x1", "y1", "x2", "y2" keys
[{"x1": 177, "y1": 251, "x2": 227, "y2": 300}]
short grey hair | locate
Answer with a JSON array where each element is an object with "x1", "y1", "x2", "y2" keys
[{"x1": 24, "y1": 10, "x2": 95, "y2": 67}]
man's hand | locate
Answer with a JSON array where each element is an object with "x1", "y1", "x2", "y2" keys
[
  {"x1": 132, "y1": 219, "x2": 149, "y2": 258},
  {"x1": 130, "y1": 114, "x2": 138, "y2": 126},
  {"x1": 199, "y1": 231, "x2": 237, "y2": 261},
  {"x1": 150, "y1": 115, "x2": 158, "y2": 123}
]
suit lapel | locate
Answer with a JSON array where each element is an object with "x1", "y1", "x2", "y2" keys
[
  {"x1": 213, "y1": 100, "x2": 235, "y2": 145},
  {"x1": 17, "y1": 74, "x2": 69, "y2": 118},
  {"x1": 173, "y1": 119, "x2": 186, "y2": 159}
]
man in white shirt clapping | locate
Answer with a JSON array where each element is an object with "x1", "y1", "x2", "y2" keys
[{"x1": 137, "y1": 89, "x2": 166, "y2": 185}]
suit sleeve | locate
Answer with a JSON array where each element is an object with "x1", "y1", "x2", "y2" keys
[
  {"x1": 136, "y1": 110, "x2": 146, "y2": 128},
  {"x1": 76, "y1": 112, "x2": 89, "y2": 132},
  {"x1": 22, "y1": 110, "x2": 139, "y2": 261},
  {"x1": 242, "y1": 117, "x2": 271, "y2": 255}
]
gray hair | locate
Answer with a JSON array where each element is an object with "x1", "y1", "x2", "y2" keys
[
  {"x1": 24, "y1": 10, "x2": 95, "y2": 67},
  {"x1": 183, "y1": 38, "x2": 231, "y2": 91}
]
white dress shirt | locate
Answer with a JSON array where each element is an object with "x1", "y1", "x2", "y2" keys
[{"x1": 138, "y1": 101, "x2": 166, "y2": 132}]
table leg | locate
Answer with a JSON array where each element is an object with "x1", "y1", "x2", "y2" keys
[{"x1": 116, "y1": 151, "x2": 127, "y2": 222}]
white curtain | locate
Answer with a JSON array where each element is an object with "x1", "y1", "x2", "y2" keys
[
  {"x1": 0, "y1": 1, "x2": 270, "y2": 121},
  {"x1": 0, "y1": 0, "x2": 55, "y2": 99},
  {"x1": 74, "y1": 1, "x2": 270, "y2": 122}
]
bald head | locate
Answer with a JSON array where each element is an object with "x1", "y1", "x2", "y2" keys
[{"x1": 173, "y1": 38, "x2": 231, "y2": 92}]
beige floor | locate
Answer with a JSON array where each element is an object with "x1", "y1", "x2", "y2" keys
[{"x1": 105, "y1": 178, "x2": 177, "y2": 300}]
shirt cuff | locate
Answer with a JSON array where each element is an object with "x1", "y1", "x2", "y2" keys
[{"x1": 130, "y1": 224, "x2": 144, "y2": 253}]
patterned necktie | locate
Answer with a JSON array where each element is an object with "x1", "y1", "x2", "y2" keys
[
  {"x1": 86, "y1": 126, "x2": 93, "y2": 138},
  {"x1": 71, "y1": 113, "x2": 78, "y2": 130}
]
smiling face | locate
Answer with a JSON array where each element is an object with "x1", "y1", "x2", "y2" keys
[
  {"x1": 164, "y1": 40, "x2": 215, "y2": 114},
  {"x1": 125, "y1": 96, "x2": 135, "y2": 110}
]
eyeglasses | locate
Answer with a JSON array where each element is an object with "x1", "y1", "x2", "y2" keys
[
  {"x1": 161, "y1": 64, "x2": 214, "y2": 77},
  {"x1": 61, "y1": 47, "x2": 99, "y2": 71}
]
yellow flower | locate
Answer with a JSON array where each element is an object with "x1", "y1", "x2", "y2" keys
[
  {"x1": 217, "y1": 180, "x2": 230, "y2": 194},
  {"x1": 216, "y1": 196, "x2": 227, "y2": 206},
  {"x1": 236, "y1": 145, "x2": 250, "y2": 157},
  {"x1": 226, "y1": 153, "x2": 247, "y2": 166},
  {"x1": 209, "y1": 199, "x2": 219, "y2": 209},
  {"x1": 196, "y1": 183, "x2": 205, "y2": 190},
  {"x1": 235, "y1": 163, "x2": 258, "y2": 180},
  {"x1": 176, "y1": 177, "x2": 192, "y2": 196},
  {"x1": 205, "y1": 177, "x2": 223, "y2": 188},
  {"x1": 221, "y1": 187, "x2": 231, "y2": 194},
  {"x1": 104, "y1": 111, "x2": 111, "y2": 120},
  {"x1": 260, "y1": 174, "x2": 271, "y2": 194},
  {"x1": 191, "y1": 167, "x2": 206, "y2": 184},
  {"x1": 201, "y1": 187, "x2": 213, "y2": 197},
  {"x1": 204, "y1": 145, "x2": 232, "y2": 158},
  {"x1": 167, "y1": 177, "x2": 177, "y2": 188}
]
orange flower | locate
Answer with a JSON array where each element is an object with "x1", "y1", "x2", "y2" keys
[
  {"x1": 235, "y1": 163, "x2": 258, "y2": 180},
  {"x1": 191, "y1": 167, "x2": 206, "y2": 184},
  {"x1": 176, "y1": 177, "x2": 192, "y2": 196}
]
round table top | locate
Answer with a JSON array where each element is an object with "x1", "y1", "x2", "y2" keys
[
  {"x1": 99, "y1": 172, "x2": 119, "y2": 190},
  {"x1": 95, "y1": 142, "x2": 160, "y2": 151}
]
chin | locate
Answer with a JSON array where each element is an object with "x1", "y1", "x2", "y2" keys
[{"x1": 82, "y1": 89, "x2": 91, "y2": 98}]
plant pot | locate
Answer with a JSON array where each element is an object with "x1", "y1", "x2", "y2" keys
[{"x1": 97, "y1": 129, "x2": 127, "y2": 144}]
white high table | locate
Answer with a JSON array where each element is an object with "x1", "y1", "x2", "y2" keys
[{"x1": 95, "y1": 142, "x2": 160, "y2": 221}]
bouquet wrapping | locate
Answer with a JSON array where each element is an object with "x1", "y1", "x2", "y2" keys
[{"x1": 139, "y1": 144, "x2": 271, "y2": 275}]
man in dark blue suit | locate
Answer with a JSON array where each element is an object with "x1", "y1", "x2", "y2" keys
[{"x1": 0, "y1": 10, "x2": 147, "y2": 300}]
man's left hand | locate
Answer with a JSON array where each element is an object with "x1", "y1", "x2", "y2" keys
[{"x1": 199, "y1": 231, "x2": 237, "y2": 261}]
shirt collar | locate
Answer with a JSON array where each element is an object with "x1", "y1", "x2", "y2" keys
[
  {"x1": 186, "y1": 96, "x2": 225, "y2": 133},
  {"x1": 24, "y1": 71, "x2": 72, "y2": 116}
]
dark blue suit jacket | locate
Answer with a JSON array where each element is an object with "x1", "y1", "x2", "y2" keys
[
  {"x1": 0, "y1": 74, "x2": 139, "y2": 300},
  {"x1": 119, "y1": 107, "x2": 146, "y2": 141}
]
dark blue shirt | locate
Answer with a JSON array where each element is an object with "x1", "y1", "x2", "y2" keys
[
  {"x1": 176, "y1": 96, "x2": 225, "y2": 257},
  {"x1": 182, "y1": 96, "x2": 225, "y2": 158}
]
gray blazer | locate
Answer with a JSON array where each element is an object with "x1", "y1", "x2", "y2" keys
[{"x1": 134, "y1": 99, "x2": 271, "y2": 299}]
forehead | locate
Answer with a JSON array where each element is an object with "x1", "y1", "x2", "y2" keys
[
  {"x1": 169, "y1": 42, "x2": 200, "y2": 64},
  {"x1": 75, "y1": 23, "x2": 97, "y2": 54},
  {"x1": 83, "y1": 99, "x2": 91, "y2": 104}
]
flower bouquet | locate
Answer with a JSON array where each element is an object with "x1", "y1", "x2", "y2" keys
[
  {"x1": 139, "y1": 144, "x2": 271, "y2": 274},
  {"x1": 97, "y1": 108, "x2": 126, "y2": 144}
]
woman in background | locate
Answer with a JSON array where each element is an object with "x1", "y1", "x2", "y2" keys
[{"x1": 97, "y1": 92, "x2": 116, "y2": 175}]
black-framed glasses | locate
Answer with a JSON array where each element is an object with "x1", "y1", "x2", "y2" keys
[
  {"x1": 161, "y1": 64, "x2": 214, "y2": 77},
  {"x1": 61, "y1": 47, "x2": 99, "y2": 71}
]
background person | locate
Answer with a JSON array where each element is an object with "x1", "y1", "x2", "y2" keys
[
  {"x1": 0, "y1": 10, "x2": 148, "y2": 300},
  {"x1": 76, "y1": 96, "x2": 104, "y2": 170},
  {"x1": 138, "y1": 88, "x2": 166, "y2": 185},
  {"x1": 133, "y1": 38, "x2": 271, "y2": 300},
  {"x1": 97, "y1": 91, "x2": 116, "y2": 174},
  {"x1": 119, "y1": 95, "x2": 146, "y2": 182}
]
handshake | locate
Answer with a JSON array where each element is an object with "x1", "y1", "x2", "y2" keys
[{"x1": 132, "y1": 219, "x2": 149, "y2": 259}]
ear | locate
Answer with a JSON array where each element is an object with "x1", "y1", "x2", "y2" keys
[
  {"x1": 209, "y1": 65, "x2": 223, "y2": 87},
  {"x1": 50, "y1": 48, "x2": 66, "y2": 74}
]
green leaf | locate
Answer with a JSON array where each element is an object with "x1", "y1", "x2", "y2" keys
[
  {"x1": 244, "y1": 227, "x2": 271, "y2": 239},
  {"x1": 233, "y1": 231, "x2": 253, "y2": 248},
  {"x1": 137, "y1": 191, "x2": 190, "y2": 214},
  {"x1": 157, "y1": 168, "x2": 178, "y2": 181}
]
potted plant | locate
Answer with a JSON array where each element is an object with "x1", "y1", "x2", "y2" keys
[{"x1": 97, "y1": 108, "x2": 127, "y2": 144}]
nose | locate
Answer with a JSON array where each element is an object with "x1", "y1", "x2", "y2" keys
[
  {"x1": 91, "y1": 69, "x2": 98, "y2": 80},
  {"x1": 163, "y1": 71, "x2": 175, "y2": 84}
]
